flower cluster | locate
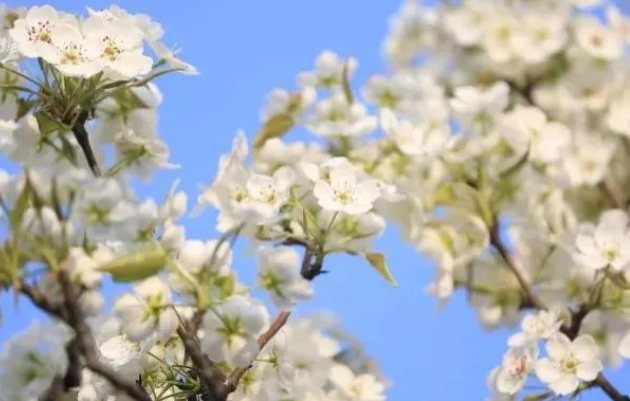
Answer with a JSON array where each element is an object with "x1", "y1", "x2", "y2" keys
[{"x1": 2, "y1": 1, "x2": 630, "y2": 401}]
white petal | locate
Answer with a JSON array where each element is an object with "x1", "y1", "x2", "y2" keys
[
  {"x1": 619, "y1": 330, "x2": 630, "y2": 359},
  {"x1": 576, "y1": 359, "x2": 602, "y2": 381},
  {"x1": 549, "y1": 374, "x2": 579, "y2": 395},
  {"x1": 572, "y1": 334, "x2": 600, "y2": 361},
  {"x1": 546, "y1": 333, "x2": 572, "y2": 361},
  {"x1": 535, "y1": 358, "x2": 562, "y2": 383}
]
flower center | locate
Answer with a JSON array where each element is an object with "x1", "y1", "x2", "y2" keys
[
  {"x1": 334, "y1": 186, "x2": 355, "y2": 205},
  {"x1": 28, "y1": 20, "x2": 52, "y2": 43},
  {"x1": 604, "y1": 246, "x2": 619, "y2": 262},
  {"x1": 102, "y1": 37, "x2": 122, "y2": 61},
  {"x1": 60, "y1": 45, "x2": 84, "y2": 65},
  {"x1": 590, "y1": 35, "x2": 603, "y2": 49},
  {"x1": 256, "y1": 184, "x2": 279, "y2": 204},
  {"x1": 328, "y1": 109, "x2": 347, "y2": 122},
  {"x1": 507, "y1": 355, "x2": 527, "y2": 377},
  {"x1": 349, "y1": 382, "x2": 363, "y2": 397},
  {"x1": 561, "y1": 355, "x2": 579, "y2": 374}
]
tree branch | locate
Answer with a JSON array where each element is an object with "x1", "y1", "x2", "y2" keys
[
  {"x1": 177, "y1": 325, "x2": 231, "y2": 401},
  {"x1": 490, "y1": 222, "x2": 629, "y2": 401},
  {"x1": 57, "y1": 273, "x2": 151, "y2": 401}
]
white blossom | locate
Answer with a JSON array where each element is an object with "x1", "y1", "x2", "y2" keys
[{"x1": 536, "y1": 333, "x2": 603, "y2": 396}]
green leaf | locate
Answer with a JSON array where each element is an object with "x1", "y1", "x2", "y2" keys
[
  {"x1": 34, "y1": 111, "x2": 64, "y2": 136},
  {"x1": 523, "y1": 393, "x2": 552, "y2": 401},
  {"x1": 98, "y1": 246, "x2": 167, "y2": 282},
  {"x1": 253, "y1": 113, "x2": 295, "y2": 149},
  {"x1": 608, "y1": 271, "x2": 630, "y2": 290},
  {"x1": 10, "y1": 179, "x2": 31, "y2": 232},
  {"x1": 15, "y1": 98, "x2": 38, "y2": 120},
  {"x1": 219, "y1": 273, "x2": 236, "y2": 298},
  {"x1": 109, "y1": 87, "x2": 149, "y2": 111},
  {"x1": 499, "y1": 146, "x2": 530, "y2": 180},
  {"x1": 364, "y1": 252, "x2": 397, "y2": 287},
  {"x1": 341, "y1": 59, "x2": 354, "y2": 105}
]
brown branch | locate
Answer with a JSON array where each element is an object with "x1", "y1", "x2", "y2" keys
[
  {"x1": 599, "y1": 181, "x2": 624, "y2": 210},
  {"x1": 21, "y1": 279, "x2": 151, "y2": 400},
  {"x1": 57, "y1": 273, "x2": 151, "y2": 401},
  {"x1": 177, "y1": 325, "x2": 231, "y2": 401},
  {"x1": 40, "y1": 377, "x2": 64, "y2": 401},
  {"x1": 490, "y1": 223, "x2": 546, "y2": 311},
  {"x1": 594, "y1": 374, "x2": 630, "y2": 401},
  {"x1": 490, "y1": 222, "x2": 629, "y2": 401},
  {"x1": 227, "y1": 311, "x2": 292, "y2": 389},
  {"x1": 226, "y1": 247, "x2": 321, "y2": 392}
]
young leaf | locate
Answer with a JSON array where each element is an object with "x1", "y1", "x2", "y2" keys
[
  {"x1": 98, "y1": 246, "x2": 167, "y2": 282},
  {"x1": 10, "y1": 179, "x2": 31, "y2": 232},
  {"x1": 34, "y1": 111, "x2": 65, "y2": 136},
  {"x1": 341, "y1": 59, "x2": 354, "y2": 105},
  {"x1": 364, "y1": 252, "x2": 397, "y2": 287},
  {"x1": 253, "y1": 113, "x2": 294, "y2": 149}
]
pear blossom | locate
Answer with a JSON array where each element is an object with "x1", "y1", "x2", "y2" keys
[
  {"x1": 298, "y1": 50, "x2": 357, "y2": 89},
  {"x1": 512, "y1": 15, "x2": 567, "y2": 64},
  {"x1": 536, "y1": 333, "x2": 603, "y2": 395},
  {"x1": 112, "y1": 277, "x2": 178, "y2": 342},
  {"x1": 257, "y1": 246, "x2": 313, "y2": 310},
  {"x1": 8, "y1": 5, "x2": 73, "y2": 58},
  {"x1": 606, "y1": 6, "x2": 630, "y2": 44},
  {"x1": 329, "y1": 364, "x2": 385, "y2": 401},
  {"x1": 261, "y1": 87, "x2": 317, "y2": 121},
  {"x1": 450, "y1": 82, "x2": 510, "y2": 132},
  {"x1": 574, "y1": 17, "x2": 622, "y2": 61},
  {"x1": 380, "y1": 108, "x2": 451, "y2": 157},
  {"x1": 563, "y1": 133, "x2": 613, "y2": 187},
  {"x1": 605, "y1": 90, "x2": 630, "y2": 137},
  {"x1": 82, "y1": 15, "x2": 153, "y2": 79},
  {"x1": 508, "y1": 311, "x2": 562, "y2": 347},
  {"x1": 495, "y1": 346, "x2": 538, "y2": 395},
  {"x1": 482, "y1": 14, "x2": 519, "y2": 64},
  {"x1": 0, "y1": 322, "x2": 72, "y2": 401},
  {"x1": 306, "y1": 93, "x2": 378, "y2": 138},
  {"x1": 502, "y1": 106, "x2": 571, "y2": 164},
  {"x1": 313, "y1": 163, "x2": 381, "y2": 215},
  {"x1": 619, "y1": 330, "x2": 630, "y2": 359},
  {"x1": 201, "y1": 295, "x2": 270, "y2": 367},
  {"x1": 574, "y1": 209, "x2": 630, "y2": 271},
  {"x1": 38, "y1": 23, "x2": 103, "y2": 77}
]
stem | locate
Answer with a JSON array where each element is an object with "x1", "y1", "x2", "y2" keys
[
  {"x1": 69, "y1": 111, "x2": 101, "y2": 177},
  {"x1": 490, "y1": 223, "x2": 545, "y2": 310}
]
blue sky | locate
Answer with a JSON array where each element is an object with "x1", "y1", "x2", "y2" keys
[{"x1": 2, "y1": 1, "x2": 630, "y2": 400}]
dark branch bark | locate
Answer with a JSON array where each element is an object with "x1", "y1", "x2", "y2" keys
[
  {"x1": 57, "y1": 274, "x2": 151, "y2": 401},
  {"x1": 177, "y1": 325, "x2": 231, "y2": 401},
  {"x1": 22, "y1": 279, "x2": 151, "y2": 401},
  {"x1": 69, "y1": 110, "x2": 101, "y2": 177}
]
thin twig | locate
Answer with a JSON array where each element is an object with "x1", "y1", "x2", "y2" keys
[{"x1": 490, "y1": 223, "x2": 546, "y2": 310}]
